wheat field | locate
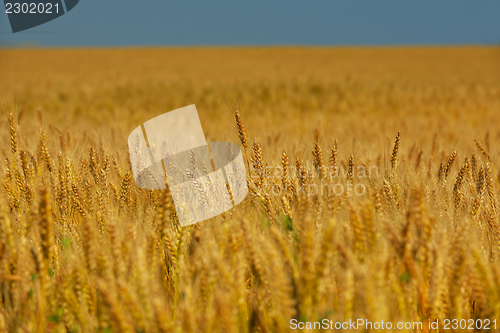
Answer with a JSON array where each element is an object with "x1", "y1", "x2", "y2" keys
[{"x1": 0, "y1": 47, "x2": 500, "y2": 332}]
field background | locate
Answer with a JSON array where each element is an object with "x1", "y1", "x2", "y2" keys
[{"x1": 0, "y1": 47, "x2": 500, "y2": 332}]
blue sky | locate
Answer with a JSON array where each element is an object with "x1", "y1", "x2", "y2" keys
[{"x1": 1, "y1": 1, "x2": 500, "y2": 46}]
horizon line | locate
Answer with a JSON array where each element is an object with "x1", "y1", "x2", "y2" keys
[{"x1": 1, "y1": 44, "x2": 500, "y2": 50}]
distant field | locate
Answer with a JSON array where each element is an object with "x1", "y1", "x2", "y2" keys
[
  {"x1": 1, "y1": 47, "x2": 499, "y2": 150},
  {"x1": 0, "y1": 47, "x2": 500, "y2": 332}
]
